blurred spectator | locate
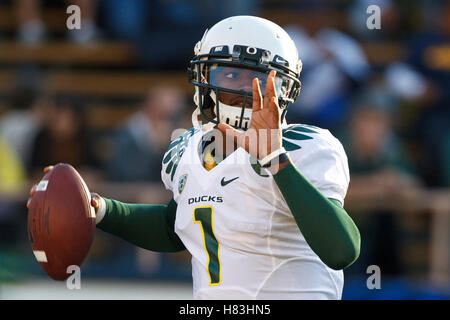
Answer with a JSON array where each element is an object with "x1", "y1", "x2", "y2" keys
[
  {"x1": 0, "y1": 87, "x2": 42, "y2": 169},
  {"x1": 406, "y1": 0, "x2": 450, "y2": 187},
  {"x1": 0, "y1": 136, "x2": 27, "y2": 244},
  {"x1": 342, "y1": 93, "x2": 421, "y2": 276},
  {"x1": 384, "y1": 62, "x2": 428, "y2": 101},
  {"x1": 15, "y1": 0, "x2": 100, "y2": 44},
  {"x1": 285, "y1": 24, "x2": 370, "y2": 129},
  {"x1": 0, "y1": 136, "x2": 26, "y2": 195},
  {"x1": 107, "y1": 85, "x2": 186, "y2": 182},
  {"x1": 28, "y1": 94, "x2": 94, "y2": 177},
  {"x1": 408, "y1": 0, "x2": 450, "y2": 105}
]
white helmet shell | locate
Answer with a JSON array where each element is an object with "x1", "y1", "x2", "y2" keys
[{"x1": 196, "y1": 16, "x2": 301, "y2": 75}]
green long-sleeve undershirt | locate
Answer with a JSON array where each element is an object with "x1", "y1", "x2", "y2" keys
[
  {"x1": 273, "y1": 162, "x2": 360, "y2": 270},
  {"x1": 97, "y1": 198, "x2": 185, "y2": 252},
  {"x1": 97, "y1": 163, "x2": 360, "y2": 270}
]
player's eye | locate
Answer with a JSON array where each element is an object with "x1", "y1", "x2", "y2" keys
[{"x1": 225, "y1": 72, "x2": 238, "y2": 79}]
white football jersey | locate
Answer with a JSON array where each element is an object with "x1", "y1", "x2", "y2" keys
[{"x1": 161, "y1": 123, "x2": 350, "y2": 300}]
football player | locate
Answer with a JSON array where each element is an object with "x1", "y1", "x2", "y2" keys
[{"x1": 29, "y1": 16, "x2": 360, "y2": 299}]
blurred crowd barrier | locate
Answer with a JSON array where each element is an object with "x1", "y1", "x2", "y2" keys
[{"x1": 0, "y1": 0, "x2": 449, "y2": 299}]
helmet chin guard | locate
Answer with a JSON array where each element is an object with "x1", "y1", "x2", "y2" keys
[{"x1": 209, "y1": 89, "x2": 252, "y2": 130}]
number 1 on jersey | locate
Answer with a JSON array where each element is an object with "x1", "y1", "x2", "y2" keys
[{"x1": 193, "y1": 206, "x2": 221, "y2": 286}]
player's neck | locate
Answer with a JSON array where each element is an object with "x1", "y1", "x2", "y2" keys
[{"x1": 200, "y1": 128, "x2": 238, "y2": 168}]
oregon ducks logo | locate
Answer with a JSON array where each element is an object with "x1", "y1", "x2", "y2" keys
[{"x1": 178, "y1": 174, "x2": 188, "y2": 194}]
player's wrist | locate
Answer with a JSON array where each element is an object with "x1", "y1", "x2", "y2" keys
[
  {"x1": 267, "y1": 155, "x2": 291, "y2": 175},
  {"x1": 258, "y1": 147, "x2": 291, "y2": 175}
]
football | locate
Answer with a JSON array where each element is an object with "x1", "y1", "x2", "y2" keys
[{"x1": 27, "y1": 163, "x2": 96, "y2": 280}]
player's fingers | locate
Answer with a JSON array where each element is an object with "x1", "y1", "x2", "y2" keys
[
  {"x1": 252, "y1": 78, "x2": 263, "y2": 112},
  {"x1": 271, "y1": 96, "x2": 281, "y2": 117},
  {"x1": 263, "y1": 70, "x2": 277, "y2": 110},
  {"x1": 91, "y1": 197, "x2": 98, "y2": 208},
  {"x1": 43, "y1": 165, "x2": 54, "y2": 173},
  {"x1": 29, "y1": 184, "x2": 37, "y2": 197},
  {"x1": 90, "y1": 193, "x2": 101, "y2": 210},
  {"x1": 26, "y1": 198, "x2": 31, "y2": 209}
]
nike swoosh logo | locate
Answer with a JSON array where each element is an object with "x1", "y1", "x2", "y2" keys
[{"x1": 221, "y1": 176, "x2": 239, "y2": 186}]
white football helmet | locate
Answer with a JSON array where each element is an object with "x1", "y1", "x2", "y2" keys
[{"x1": 188, "y1": 15, "x2": 302, "y2": 130}]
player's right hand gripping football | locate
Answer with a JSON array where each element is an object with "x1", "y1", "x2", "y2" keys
[{"x1": 27, "y1": 165, "x2": 103, "y2": 219}]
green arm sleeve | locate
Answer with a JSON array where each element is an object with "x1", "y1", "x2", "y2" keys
[
  {"x1": 96, "y1": 198, "x2": 185, "y2": 252},
  {"x1": 273, "y1": 163, "x2": 360, "y2": 270}
]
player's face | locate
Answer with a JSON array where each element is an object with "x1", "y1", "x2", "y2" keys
[{"x1": 207, "y1": 64, "x2": 283, "y2": 109}]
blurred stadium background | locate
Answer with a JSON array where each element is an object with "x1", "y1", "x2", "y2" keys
[{"x1": 0, "y1": 0, "x2": 449, "y2": 300}]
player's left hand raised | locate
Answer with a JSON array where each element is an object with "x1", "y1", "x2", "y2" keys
[{"x1": 217, "y1": 70, "x2": 286, "y2": 169}]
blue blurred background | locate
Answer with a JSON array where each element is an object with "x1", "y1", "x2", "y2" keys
[{"x1": 0, "y1": 0, "x2": 449, "y2": 299}]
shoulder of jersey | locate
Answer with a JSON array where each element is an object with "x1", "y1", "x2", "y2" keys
[
  {"x1": 282, "y1": 123, "x2": 344, "y2": 157},
  {"x1": 162, "y1": 127, "x2": 200, "y2": 182}
]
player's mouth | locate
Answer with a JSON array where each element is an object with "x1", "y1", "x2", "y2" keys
[
  {"x1": 217, "y1": 91, "x2": 253, "y2": 109},
  {"x1": 228, "y1": 95, "x2": 252, "y2": 108}
]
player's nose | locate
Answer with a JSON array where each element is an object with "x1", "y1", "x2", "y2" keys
[
  {"x1": 241, "y1": 81, "x2": 253, "y2": 93},
  {"x1": 237, "y1": 73, "x2": 254, "y2": 91}
]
